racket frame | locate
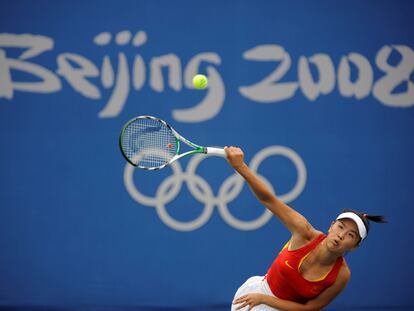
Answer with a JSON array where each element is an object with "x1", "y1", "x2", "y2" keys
[{"x1": 119, "y1": 115, "x2": 221, "y2": 170}]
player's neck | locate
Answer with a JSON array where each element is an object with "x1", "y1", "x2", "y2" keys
[{"x1": 313, "y1": 240, "x2": 340, "y2": 266}]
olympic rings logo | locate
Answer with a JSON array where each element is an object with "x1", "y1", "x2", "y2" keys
[{"x1": 124, "y1": 146, "x2": 307, "y2": 231}]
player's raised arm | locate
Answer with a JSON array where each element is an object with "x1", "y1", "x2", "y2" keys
[{"x1": 225, "y1": 146, "x2": 314, "y2": 239}]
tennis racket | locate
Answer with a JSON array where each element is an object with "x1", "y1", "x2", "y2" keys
[{"x1": 119, "y1": 115, "x2": 226, "y2": 170}]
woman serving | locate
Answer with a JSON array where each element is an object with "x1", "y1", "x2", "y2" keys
[{"x1": 225, "y1": 147, "x2": 386, "y2": 311}]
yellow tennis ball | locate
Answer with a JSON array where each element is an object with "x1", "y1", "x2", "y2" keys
[{"x1": 192, "y1": 74, "x2": 208, "y2": 89}]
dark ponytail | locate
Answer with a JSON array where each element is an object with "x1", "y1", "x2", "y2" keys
[{"x1": 363, "y1": 213, "x2": 387, "y2": 224}]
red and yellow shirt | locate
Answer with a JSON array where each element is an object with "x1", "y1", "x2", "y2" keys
[{"x1": 266, "y1": 234, "x2": 343, "y2": 303}]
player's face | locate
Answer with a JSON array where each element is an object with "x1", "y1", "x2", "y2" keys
[{"x1": 327, "y1": 219, "x2": 360, "y2": 252}]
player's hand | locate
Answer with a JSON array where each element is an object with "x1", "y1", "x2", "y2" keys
[
  {"x1": 233, "y1": 293, "x2": 266, "y2": 310},
  {"x1": 224, "y1": 146, "x2": 245, "y2": 170}
]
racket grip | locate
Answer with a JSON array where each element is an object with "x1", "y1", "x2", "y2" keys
[{"x1": 206, "y1": 147, "x2": 226, "y2": 157}]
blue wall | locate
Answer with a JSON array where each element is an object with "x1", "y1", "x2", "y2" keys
[{"x1": 1, "y1": 0, "x2": 413, "y2": 309}]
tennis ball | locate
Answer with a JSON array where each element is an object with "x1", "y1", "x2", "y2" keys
[{"x1": 192, "y1": 74, "x2": 208, "y2": 89}]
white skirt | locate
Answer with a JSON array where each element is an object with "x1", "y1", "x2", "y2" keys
[{"x1": 231, "y1": 276, "x2": 280, "y2": 311}]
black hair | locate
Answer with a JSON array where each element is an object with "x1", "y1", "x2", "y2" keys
[{"x1": 341, "y1": 208, "x2": 387, "y2": 238}]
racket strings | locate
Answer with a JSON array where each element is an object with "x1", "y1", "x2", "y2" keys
[{"x1": 121, "y1": 118, "x2": 177, "y2": 168}]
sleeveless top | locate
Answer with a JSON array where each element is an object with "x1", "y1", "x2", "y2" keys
[{"x1": 265, "y1": 234, "x2": 344, "y2": 303}]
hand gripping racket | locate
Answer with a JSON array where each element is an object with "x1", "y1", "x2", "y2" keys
[{"x1": 119, "y1": 115, "x2": 226, "y2": 170}]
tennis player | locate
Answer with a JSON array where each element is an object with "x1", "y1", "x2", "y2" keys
[{"x1": 225, "y1": 147, "x2": 386, "y2": 311}]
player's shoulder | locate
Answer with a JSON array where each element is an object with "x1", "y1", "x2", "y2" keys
[
  {"x1": 307, "y1": 227, "x2": 324, "y2": 240},
  {"x1": 338, "y1": 259, "x2": 351, "y2": 282},
  {"x1": 289, "y1": 227, "x2": 324, "y2": 249}
]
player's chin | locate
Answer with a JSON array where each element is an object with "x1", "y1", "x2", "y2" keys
[{"x1": 327, "y1": 238, "x2": 343, "y2": 252}]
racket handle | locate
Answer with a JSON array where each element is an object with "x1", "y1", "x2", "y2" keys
[{"x1": 205, "y1": 147, "x2": 226, "y2": 157}]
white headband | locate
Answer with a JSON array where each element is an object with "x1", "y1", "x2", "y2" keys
[{"x1": 336, "y1": 212, "x2": 367, "y2": 240}]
